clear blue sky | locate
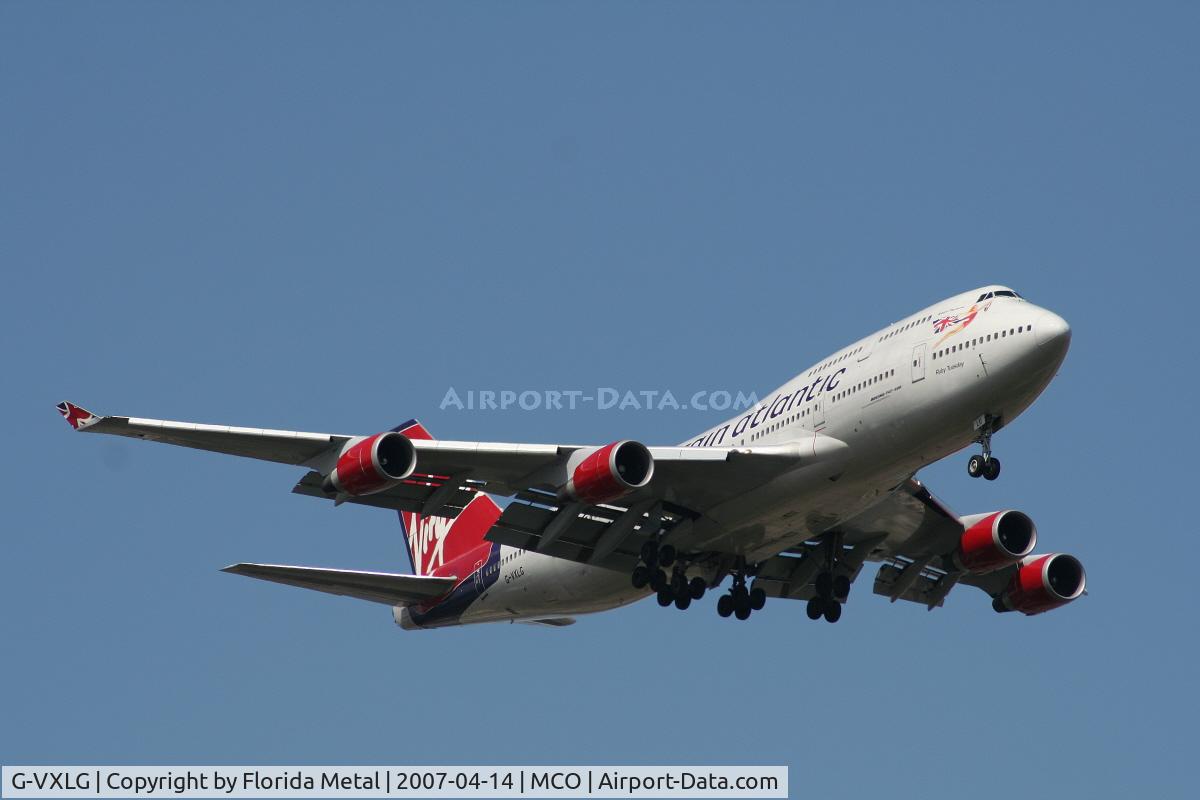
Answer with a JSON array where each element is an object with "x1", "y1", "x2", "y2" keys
[{"x1": 2, "y1": 2, "x2": 1196, "y2": 797}]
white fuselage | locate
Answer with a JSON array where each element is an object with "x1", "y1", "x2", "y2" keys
[{"x1": 397, "y1": 286, "x2": 1071, "y2": 628}]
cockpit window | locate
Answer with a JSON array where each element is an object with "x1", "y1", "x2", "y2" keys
[{"x1": 977, "y1": 289, "x2": 1023, "y2": 301}]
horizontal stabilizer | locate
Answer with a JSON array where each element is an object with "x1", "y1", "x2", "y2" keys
[{"x1": 221, "y1": 563, "x2": 456, "y2": 606}]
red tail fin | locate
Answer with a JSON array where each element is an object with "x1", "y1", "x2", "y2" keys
[{"x1": 394, "y1": 420, "x2": 502, "y2": 576}]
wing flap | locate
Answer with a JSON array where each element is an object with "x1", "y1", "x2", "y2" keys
[
  {"x1": 290, "y1": 470, "x2": 478, "y2": 517},
  {"x1": 221, "y1": 563, "x2": 456, "y2": 606},
  {"x1": 485, "y1": 494, "x2": 696, "y2": 571}
]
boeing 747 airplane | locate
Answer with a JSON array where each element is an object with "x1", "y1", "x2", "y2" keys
[{"x1": 59, "y1": 285, "x2": 1083, "y2": 628}]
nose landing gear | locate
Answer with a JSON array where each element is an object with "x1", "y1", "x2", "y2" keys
[{"x1": 967, "y1": 416, "x2": 1002, "y2": 481}]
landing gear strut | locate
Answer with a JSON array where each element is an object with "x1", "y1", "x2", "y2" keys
[
  {"x1": 716, "y1": 565, "x2": 765, "y2": 621},
  {"x1": 634, "y1": 539, "x2": 704, "y2": 612},
  {"x1": 805, "y1": 536, "x2": 850, "y2": 623},
  {"x1": 967, "y1": 416, "x2": 1002, "y2": 481},
  {"x1": 807, "y1": 570, "x2": 846, "y2": 623}
]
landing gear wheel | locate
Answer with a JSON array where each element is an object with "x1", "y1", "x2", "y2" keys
[
  {"x1": 734, "y1": 604, "x2": 752, "y2": 621},
  {"x1": 733, "y1": 591, "x2": 751, "y2": 618},
  {"x1": 806, "y1": 597, "x2": 823, "y2": 620},
  {"x1": 833, "y1": 575, "x2": 851, "y2": 601},
  {"x1": 640, "y1": 540, "x2": 659, "y2": 564},
  {"x1": 967, "y1": 454, "x2": 985, "y2": 478},
  {"x1": 823, "y1": 600, "x2": 842, "y2": 623},
  {"x1": 631, "y1": 566, "x2": 650, "y2": 589},
  {"x1": 658, "y1": 544, "x2": 677, "y2": 568},
  {"x1": 749, "y1": 587, "x2": 767, "y2": 611},
  {"x1": 674, "y1": 593, "x2": 692, "y2": 611},
  {"x1": 983, "y1": 457, "x2": 1001, "y2": 481},
  {"x1": 689, "y1": 577, "x2": 707, "y2": 600},
  {"x1": 649, "y1": 570, "x2": 667, "y2": 593},
  {"x1": 656, "y1": 588, "x2": 674, "y2": 607},
  {"x1": 717, "y1": 594, "x2": 734, "y2": 618},
  {"x1": 815, "y1": 571, "x2": 834, "y2": 599},
  {"x1": 670, "y1": 572, "x2": 687, "y2": 596}
]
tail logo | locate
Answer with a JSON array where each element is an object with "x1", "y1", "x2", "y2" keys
[{"x1": 406, "y1": 512, "x2": 455, "y2": 575}]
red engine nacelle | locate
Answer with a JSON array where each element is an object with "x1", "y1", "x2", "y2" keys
[
  {"x1": 564, "y1": 440, "x2": 654, "y2": 505},
  {"x1": 954, "y1": 510, "x2": 1038, "y2": 573},
  {"x1": 995, "y1": 553, "x2": 1087, "y2": 615},
  {"x1": 322, "y1": 432, "x2": 417, "y2": 497}
]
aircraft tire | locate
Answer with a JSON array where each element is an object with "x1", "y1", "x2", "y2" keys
[
  {"x1": 806, "y1": 597, "x2": 823, "y2": 620},
  {"x1": 733, "y1": 591, "x2": 751, "y2": 617},
  {"x1": 631, "y1": 566, "x2": 650, "y2": 589},
  {"x1": 968, "y1": 454, "x2": 985, "y2": 478},
  {"x1": 984, "y1": 457, "x2": 1001, "y2": 481},
  {"x1": 649, "y1": 570, "x2": 667, "y2": 593}
]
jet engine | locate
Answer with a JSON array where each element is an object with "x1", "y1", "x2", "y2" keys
[
  {"x1": 322, "y1": 432, "x2": 417, "y2": 497},
  {"x1": 953, "y1": 510, "x2": 1037, "y2": 574},
  {"x1": 993, "y1": 554, "x2": 1087, "y2": 615},
  {"x1": 563, "y1": 440, "x2": 654, "y2": 505}
]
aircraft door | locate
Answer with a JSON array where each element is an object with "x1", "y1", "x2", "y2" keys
[
  {"x1": 473, "y1": 557, "x2": 486, "y2": 596},
  {"x1": 811, "y1": 396, "x2": 826, "y2": 430},
  {"x1": 911, "y1": 344, "x2": 927, "y2": 383}
]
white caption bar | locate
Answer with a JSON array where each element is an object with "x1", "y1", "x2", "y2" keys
[{"x1": 2, "y1": 767, "x2": 787, "y2": 799}]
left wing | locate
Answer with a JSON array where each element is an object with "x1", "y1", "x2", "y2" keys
[
  {"x1": 56, "y1": 401, "x2": 350, "y2": 466},
  {"x1": 58, "y1": 400, "x2": 847, "y2": 524}
]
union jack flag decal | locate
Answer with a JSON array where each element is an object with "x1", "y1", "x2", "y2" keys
[
  {"x1": 932, "y1": 304, "x2": 980, "y2": 345},
  {"x1": 57, "y1": 401, "x2": 98, "y2": 430}
]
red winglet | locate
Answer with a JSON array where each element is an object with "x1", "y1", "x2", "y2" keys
[{"x1": 57, "y1": 401, "x2": 99, "y2": 430}]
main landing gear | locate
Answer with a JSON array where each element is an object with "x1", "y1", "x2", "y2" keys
[
  {"x1": 715, "y1": 568, "x2": 765, "y2": 621},
  {"x1": 804, "y1": 569, "x2": 849, "y2": 623},
  {"x1": 633, "y1": 544, "x2": 769, "y2": 620},
  {"x1": 631, "y1": 540, "x2": 706, "y2": 611},
  {"x1": 966, "y1": 416, "x2": 1002, "y2": 481}
]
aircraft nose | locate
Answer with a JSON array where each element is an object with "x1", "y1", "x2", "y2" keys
[{"x1": 1034, "y1": 309, "x2": 1071, "y2": 349}]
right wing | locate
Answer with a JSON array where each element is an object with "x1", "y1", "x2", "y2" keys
[
  {"x1": 221, "y1": 563, "x2": 456, "y2": 606},
  {"x1": 752, "y1": 479, "x2": 969, "y2": 608}
]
